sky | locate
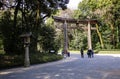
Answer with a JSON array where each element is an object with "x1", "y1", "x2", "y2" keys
[{"x1": 67, "y1": 0, "x2": 82, "y2": 10}]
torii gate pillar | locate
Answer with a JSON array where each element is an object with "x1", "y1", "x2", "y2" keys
[
  {"x1": 63, "y1": 20, "x2": 68, "y2": 54},
  {"x1": 87, "y1": 21, "x2": 92, "y2": 50}
]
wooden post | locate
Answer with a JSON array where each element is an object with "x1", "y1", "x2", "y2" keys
[{"x1": 87, "y1": 21, "x2": 92, "y2": 50}]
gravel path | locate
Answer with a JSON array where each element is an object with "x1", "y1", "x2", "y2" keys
[{"x1": 0, "y1": 54, "x2": 120, "y2": 79}]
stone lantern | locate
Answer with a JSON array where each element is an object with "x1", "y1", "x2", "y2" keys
[{"x1": 20, "y1": 32, "x2": 32, "y2": 67}]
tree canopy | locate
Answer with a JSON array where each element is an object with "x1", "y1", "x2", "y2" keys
[
  {"x1": 0, "y1": 0, "x2": 69, "y2": 54},
  {"x1": 73, "y1": 0, "x2": 120, "y2": 49}
]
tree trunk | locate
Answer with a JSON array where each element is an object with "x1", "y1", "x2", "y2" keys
[{"x1": 96, "y1": 24, "x2": 104, "y2": 48}]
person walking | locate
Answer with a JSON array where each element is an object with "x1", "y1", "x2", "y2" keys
[
  {"x1": 80, "y1": 48, "x2": 84, "y2": 58},
  {"x1": 67, "y1": 51, "x2": 70, "y2": 57},
  {"x1": 87, "y1": 49, "x2": 91, "y2": 58},
  {"x1": 91, "y1": 50, "x2": 94, "y2": 58},
  {"x1": 87, "y1": 49, "x2": 94, "y2": 58}
]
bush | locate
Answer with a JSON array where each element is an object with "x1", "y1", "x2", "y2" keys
[
  {"x1": 0, "y1": 53, "x2": 63, "y2": 70},
  {"x1": 30, "y1": 53, "x2": 63, "y2": 64}
]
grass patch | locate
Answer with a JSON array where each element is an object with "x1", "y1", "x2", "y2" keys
[
  {"x1": 69, "y1": 50, "x2": 120, "y2": 54},
  {"x1": 97, "y1": 50, "x2": 120, "y2": 54}
]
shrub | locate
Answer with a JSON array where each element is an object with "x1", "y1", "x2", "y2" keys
[{"x1": 0, "y1": 53, "x2": 63, "y2": 70}]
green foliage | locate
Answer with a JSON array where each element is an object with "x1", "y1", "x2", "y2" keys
[
  {"x1": 69, "y1": 29, "x2": 87, "y2": 50},
  {"x1": 0, "y1": 53, "x2": 63, "y2": 69},
  {"x1": 0, "y1": 0, "x2": 69, "y2": 54},
  {"x1": 30, "y1": 53, "x2": 63, "y2": 64},
  {"x1": 95, "y1": 42, "x2": 102, "y2": 50},
  {"x1": 0, "y1": 11, "x2": 24, "y2": 55},
  {"x1": 38, "y1": 24, "x2": 60, "y2": 53},
  {"x1": 73, "y1": 0, "x2": 120, "y2": 50},
  {"x1": 0, "y1": 0, "x2": 68, "y2": 68}
]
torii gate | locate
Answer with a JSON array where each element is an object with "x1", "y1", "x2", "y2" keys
[{"x1": 53, "y1": 16, "x2": 97, "y2": 53}]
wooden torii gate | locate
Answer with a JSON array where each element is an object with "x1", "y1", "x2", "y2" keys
[{"x1": 53, "y1": 16, "x2": 97, "y2": 53}]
